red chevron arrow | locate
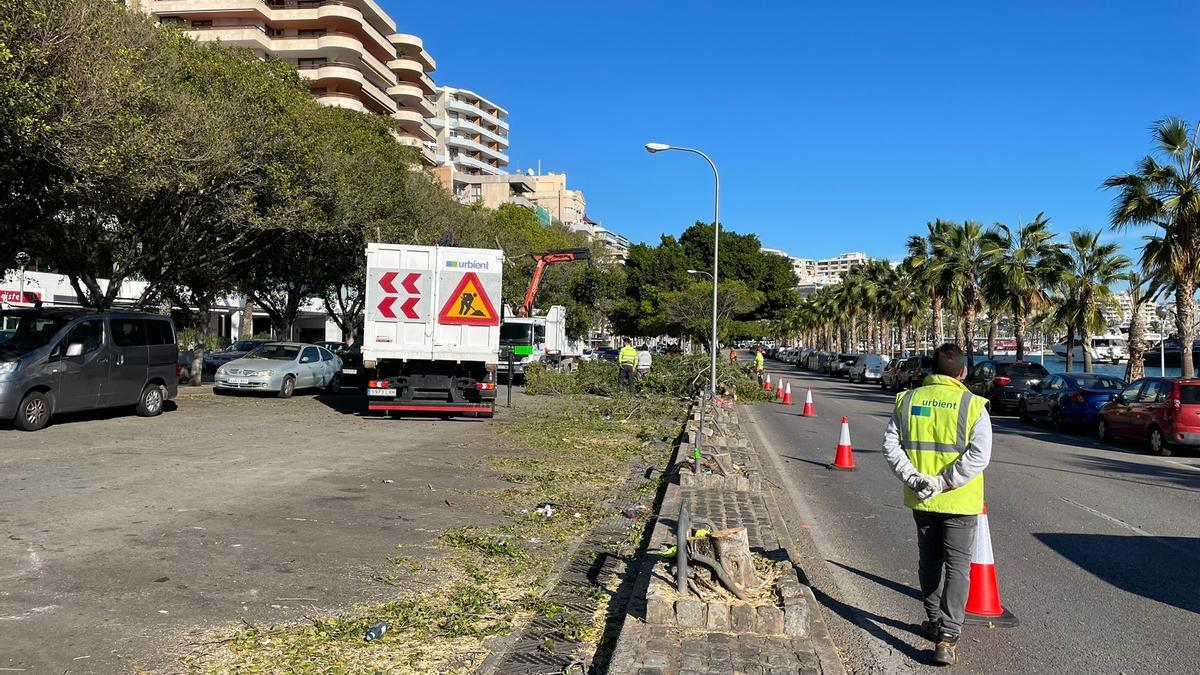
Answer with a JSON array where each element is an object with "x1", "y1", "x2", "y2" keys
[
  {"x1": 400, "y1": 296, "x2": 420, "y2": 319},
  {"x1": 378, "y1": 271, "x2": 399, "y2": 294},
  {"x1": 378, "y1": 296, "x2": 397, "y2": 319},
  {"x1": 402, "y1": 272, "x2": 421, "y2": 295}
]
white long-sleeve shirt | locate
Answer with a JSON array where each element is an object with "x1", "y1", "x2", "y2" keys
[
  {"x1": 636, "y1": 351, "x2": 652, "y2": 369},
  {"x1": 882, "y1": 404, "x2": 993, "y2": 489}
]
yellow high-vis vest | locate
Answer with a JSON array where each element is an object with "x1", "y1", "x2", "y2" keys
[
  {"x1": 755, "y1": 352, "x2": 764, "y2": 370},
  {"x1": 893, "y1": 374, "x2": 987, "y2": 515},
  {"x1": 618, "y1": 345, "x2": 638, "y2": 367}
]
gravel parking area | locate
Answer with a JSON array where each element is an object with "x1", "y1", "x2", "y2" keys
[{"x1": 0, "y1": 386, "x2": 514, "y2": 673}]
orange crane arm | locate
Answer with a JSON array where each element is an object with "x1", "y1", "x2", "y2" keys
[{"x1": 518, "y1": 248, "x2": 591, "y2": 317}]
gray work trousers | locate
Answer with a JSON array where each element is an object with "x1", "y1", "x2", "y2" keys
[{"x1": 913, "y1": 510, "x2": 978, "y2": 637}]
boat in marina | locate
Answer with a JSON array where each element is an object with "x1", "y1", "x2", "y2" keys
[{"x1": 1051, "y1": 333, "x2": 1129, "y2": 364}]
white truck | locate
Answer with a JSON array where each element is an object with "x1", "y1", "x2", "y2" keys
[
  {"x1": 498, "y1": 305, "x2": 586, "y2": 379},
  {"x1": 362, "y1": 243, "x2": 503, "y2": 417}
]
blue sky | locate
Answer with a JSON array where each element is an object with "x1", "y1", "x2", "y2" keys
[{"x1": 388, "y1": 1, "x2": 1200, "y2": 262}]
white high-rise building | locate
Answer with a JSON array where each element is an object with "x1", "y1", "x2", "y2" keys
[{"x1": 761, "y1": 249, "x2": 870, "y2": 295}]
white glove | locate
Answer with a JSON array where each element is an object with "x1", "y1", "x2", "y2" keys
[
  {"x1": 905, "y1": 473, "x2": 944, "y2": 501},
  {"x1": 914, "y1": 473, "x2": 948, "y2": 502}
]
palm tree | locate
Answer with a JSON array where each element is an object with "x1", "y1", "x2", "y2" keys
[
  {"x1": 983, "y1": 213, "x2": 1067, "y2": 361},
  {"x1": 885, "y1": 267, "x2": 923, "y2": 358},
  {"x1": 930, "y1": 220, "x2": 1001, "y2": 369},
  {"x1": 1056, "y1": 231, "x2": 1130, "y2": 373},
  {"x1": 1123, "y1": 271, "x2": 1163, "y2": 381},
  {"x1": 1105, "y1": 117, "x2": 1200, "y2": 377},
  {"x1": 905, "y1": 219, "x2": 953, "y2": 349}
]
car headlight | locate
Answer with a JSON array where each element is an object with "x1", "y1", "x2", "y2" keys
[
  {"x1": 216, "y1": 366, "x2": 226, "y2": 375},
  {"x1": 0, "y1": 361, "x2": 17, "y2": 378},
  {"x1": 251, "y1": 369, "x2": 275, "y2": 377}
]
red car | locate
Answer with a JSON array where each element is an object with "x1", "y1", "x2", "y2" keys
[{"x1": 1096, "y1": 377, "x2": 1200, "y2": 456}]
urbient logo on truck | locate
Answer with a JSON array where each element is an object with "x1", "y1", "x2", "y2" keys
[{"x1": 445, "y1": 260, "x2": 490, "y2": 270}]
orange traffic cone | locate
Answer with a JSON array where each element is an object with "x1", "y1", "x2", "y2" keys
[
  {"x1": 801, "y1": 388, "x2": 815, "y2": 416},
  {"x1": 964, "y1": 506, "x2": 1018, "y2": 626},
  {"x1": 776, "y1": 380, "x2": 785, "y2": 401},
  {"x1": 783, "y1": 381, "x2": 793, "y2": 405},
  {"x1": 764, "y1": 373, "x2": 773, "y2": 392},
  {"x1": 829, "y1": 416, "x2": 855, "y2": 470}
]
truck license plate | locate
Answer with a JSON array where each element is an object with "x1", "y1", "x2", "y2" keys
[
  {"x1": 342, "y1": 368, "x2": 358, "y2": 374},
  {"x1": 369, "y1": 388, "x2": 397, "y2": 397}
]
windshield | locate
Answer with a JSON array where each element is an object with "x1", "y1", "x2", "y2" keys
[
  {"x1": 246, "y1": 344, "x2": 299, "y2": 361},
  {"x1": 1073, "y1": 375, "x2": 1125, "y2": 390},
  {"x1": 229, "y1": 340, "x2": 262, "y2": 352},
  {"x1": 996, "y1": 362, "x2": 1049, "y2": 377},
  {"x1": 0, "y1": 312, "x2": 70, "y2": 357},
  {"x1": 500, "y1": 323, "x2": 533, "y2": 344}
]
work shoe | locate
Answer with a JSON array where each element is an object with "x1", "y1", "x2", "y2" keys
[
  {"x1": 932, "y1": 634, "x2": 958, "y2": 666},
  {"x1": 920, "y1": 619, "x2": 941, "y2": 642}
]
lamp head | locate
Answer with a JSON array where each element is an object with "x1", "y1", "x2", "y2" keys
[
  {"x1": 644, "y1": 142, "x2": 670, "y2": 153},
  {"x1": 687, "y1": 269, "x2": 701, "y2": 274}
]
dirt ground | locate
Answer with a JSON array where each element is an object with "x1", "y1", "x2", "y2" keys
[{"x1": 0, "y1": 385, "x2": 523, "y2": 673}]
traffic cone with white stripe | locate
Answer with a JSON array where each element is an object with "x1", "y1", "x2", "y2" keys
[
  {"x1": 783, "y1": 381, "x2": 793, "y2": 405},
  {"x1": 801, "y1": 388, "x2": 815, "y2": 416},
  {"x1": 776, "y1": 379, "x2": 785, "y2": 401},
  {"x1": 963, "y1": 505, "x2": 1018, "y2": 626},
  {"x1": 764, "y1": 372, "x2": 772, "y2": 392},
  {"x1": 829, "y1": 416, "x2": 855, "y2": 471}
]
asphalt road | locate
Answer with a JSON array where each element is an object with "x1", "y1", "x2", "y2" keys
[{"x1": 744, "y1": 359, "x2": 1200, "y2": 674}]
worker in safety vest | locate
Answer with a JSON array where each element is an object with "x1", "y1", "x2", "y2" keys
[
  {"x1": 618, "y1": 338, "x2": 638, "y2": 392},
  {"x1": 729, "y1": 347, "x2": 737, "y2": 365},
  {"x1": 882, "y1": 343, "x2": 992, "y2": 667},
  {"x1": 754, "y1": 348, "x2": 764, "y2": 373}
]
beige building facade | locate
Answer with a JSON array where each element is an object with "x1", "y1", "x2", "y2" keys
[
  {"x1": 130, "y1": 0, "x2": 438, "y2": 163},
  {"x1": 426, "y1": 86, "x2": 518, "y2": 202},
  {"x1": 528, "y1": 173, "x2": 586, "y2": 229}
]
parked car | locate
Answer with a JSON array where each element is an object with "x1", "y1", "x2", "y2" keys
[
  {"x1": 812, "y1": 351, "x2": 834, "y2": 372},
  {"x1": 964, "y1": 360, "x2": 1050, "y2": 414},
  {"x1": 214, "y1": 342, "x2": 342, "y2": 398},
  {"x1": 848, "y1": 354, "x2": 891, "y2": 384},
  {"x1": 1020, "y1": 372, "x2": 1126, "y2": 431},
  {"x1": 596, "y1": 347, "x2": 620, "y2": 362},
  {"x1": 830, "y1": 353, "x2": 860, "y2": 378},
  {"x1": 895, "y1": 356, "x2": 936, "y2": 389},
  {"x1": 334, "y1": 344, "x2": 369, "y2": 388},
  {"x1": 1097, "y1": 377, "x2": 1200, "y2": 456},
  {"x1": 203, "y1": 338, "x2": 270, "y2": 372},
  {"x1": 880, "y1": 359, "x2": 906, "y2": 390},
  {"x1": 0, "y1": 308, "x2": 178, "y2": 431}
]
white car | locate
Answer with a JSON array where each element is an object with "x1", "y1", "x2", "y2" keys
[
  {"x1": 848, "y1": 354, "x2": 891, "y2": 384},
  {"x1": 214, "y1": 342, "x2": 343, "y2": 398}
]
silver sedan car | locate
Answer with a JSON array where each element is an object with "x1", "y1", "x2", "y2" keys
[{"x1": 214, "y1": 342, "x2": 342, "y2": 398}]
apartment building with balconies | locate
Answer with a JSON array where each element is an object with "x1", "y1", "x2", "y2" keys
[
  {"x1": 427, "y1": 86, "x2": 512, "y2": 200},
  {"x1": 130, "y1": 0, "x2": 438, "y2": 163}
]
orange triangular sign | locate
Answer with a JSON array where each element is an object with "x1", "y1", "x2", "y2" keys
[{"x1": 438, "y1": 272, "x2": 499, "y2": 326}]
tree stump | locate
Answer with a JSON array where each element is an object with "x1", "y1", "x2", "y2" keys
[
  {"x1": 686, "y1": 526, "x2": 761, "y2": 598},
  {"x1": 711, "y1": 527, "x2": 760, "y2": 589}
]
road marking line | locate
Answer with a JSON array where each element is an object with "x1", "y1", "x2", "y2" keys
[
  {"x1": 1160, "y1": 458, "x2": 1200, "y2": 474},
  {"x1": 1059, "y1": 497, "x2": 1155, "y2": 537},
  {"x1": 1059, "y1": 497, "x2": 1200, "y2": 563}
]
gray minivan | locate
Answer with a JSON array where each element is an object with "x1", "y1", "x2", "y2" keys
[{"x1": 0, "y1": 308, "x2": 178, "y2": 431}]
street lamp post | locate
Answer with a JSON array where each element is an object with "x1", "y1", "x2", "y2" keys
[{"x1": 646, "y1": 142, "x2": 720, "y2": 397}]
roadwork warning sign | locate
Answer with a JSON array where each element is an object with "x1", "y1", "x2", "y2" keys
[{"x1": 438, "y1": 272, "x2": 499, "y2": 326}]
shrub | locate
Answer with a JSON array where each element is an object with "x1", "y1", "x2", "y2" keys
[{"x1": 526, "y1": 352, "x2": 772, "y2": 401}]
